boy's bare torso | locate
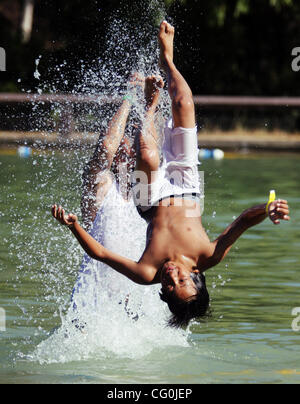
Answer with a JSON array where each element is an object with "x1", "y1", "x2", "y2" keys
[{"x1": 139, "y1": 198, "x2": 215, "y2": 283}]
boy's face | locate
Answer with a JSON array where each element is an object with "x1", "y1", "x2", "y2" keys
[{"x1": 160, "y1": 261, "x2": 198, "y2": 301}]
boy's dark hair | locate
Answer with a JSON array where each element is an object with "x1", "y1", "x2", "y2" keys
[{"x1": 159, "y1": 272, "x2": 210, "y2": 328}]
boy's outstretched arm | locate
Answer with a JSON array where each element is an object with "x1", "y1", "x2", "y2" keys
[
  {"x1": 51, "y1": 205, "x2": 152, "y2": 285},
  {"x1": 204, "y1": 199, "x2": 290, "y2": 270}
]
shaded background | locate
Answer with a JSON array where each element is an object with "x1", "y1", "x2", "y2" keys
[
  {"x1": 1, "y1": 0, "x2": 300, "y2": 131},
  {"x1": 1, "y1": 0, "x2": 300, "y2": 94}
]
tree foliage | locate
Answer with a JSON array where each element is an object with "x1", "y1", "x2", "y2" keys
[{"x1": 0, "y1": 0, "x2": 300, "y2": 96}]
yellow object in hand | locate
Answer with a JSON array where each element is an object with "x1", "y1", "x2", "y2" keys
[{"x1": 266, "y1": 190, "x2": 276, "y2": 214}]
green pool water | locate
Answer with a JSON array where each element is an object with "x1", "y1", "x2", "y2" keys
[{"x1": 0, "y1": 149, "x2": 299, "y2": 384}]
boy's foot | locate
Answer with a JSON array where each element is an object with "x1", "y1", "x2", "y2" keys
[
  {"x1": 158, "y1": 21, "x2": 175, "y2": 71},
  {"x1": 144, "y1": 75, "x2": 164, "y2": 110}
]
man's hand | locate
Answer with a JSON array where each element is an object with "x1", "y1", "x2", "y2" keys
[
  {"x1": 51, "y1": 204, "x2": 78, "y2": 227},
  {"x1": 268, "y1": 199, "x2": 290, "y2": 225}
]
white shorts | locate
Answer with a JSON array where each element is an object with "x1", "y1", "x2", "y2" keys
[{"x1": 133, "y1": 118, "x2": 202, "y2": 213}]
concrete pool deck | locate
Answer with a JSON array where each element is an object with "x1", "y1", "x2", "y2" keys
[
  {"x1": 1, "y1": 129, "x2": 300, "y2": 152},
  {"x1": 198, "y1": 129, "x2": 300, "y2": 153}
]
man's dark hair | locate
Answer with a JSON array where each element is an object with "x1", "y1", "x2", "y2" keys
[{"x1": 159, "y1": 272, "x2": 210, "y2": 328}]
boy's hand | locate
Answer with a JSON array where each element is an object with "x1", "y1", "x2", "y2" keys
[
  {"x1": 268, "y1": 199, "x2": 290, "y2": 225},
  {"x1": 51, "y1": 204, "x2": 78, "y2": 227}
]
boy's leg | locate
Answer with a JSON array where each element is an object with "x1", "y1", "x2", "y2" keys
[
  {"x1": 159, "y1": 21, "x2": 196, "y2": 129},
  {"x1": 135, "y1": 75, "x2": 164, "y2": 184},
  {"x1": 81, "y1": 97, "x2": 132, "y2": 229},
  {"x1": 111, "y1": 136, "x2": 136, "y2": 201}
]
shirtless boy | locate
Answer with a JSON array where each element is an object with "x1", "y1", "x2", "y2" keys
[{"x1": 52, "y1": 22, "x2": 290, "y2": 327}]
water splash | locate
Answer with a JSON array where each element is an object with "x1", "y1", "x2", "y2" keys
[
  {"x1": 28, "y1": 181, "x2": 189, "y2": 364},
  {"x1": 8, "y1": 0, "x2": 191, "y2": 364},
  {"x1": 33, "y1": 56, "x2": 42, "y2": 81}
]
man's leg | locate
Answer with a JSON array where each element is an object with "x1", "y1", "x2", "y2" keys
[{"x1": 159, "y1": 21, "x2": 196, "y2": 129}]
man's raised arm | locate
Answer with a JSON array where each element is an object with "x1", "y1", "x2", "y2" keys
[
  {"x1": 51, "y1": 205, "x2": 151, "y2": 285},
  {"x1": 203, "y1": 199, "x2": 290, "y2": 270}
]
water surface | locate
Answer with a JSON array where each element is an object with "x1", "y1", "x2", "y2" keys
[{"x1": 0, "y1": 149, "x2": 299, "y2": 384}]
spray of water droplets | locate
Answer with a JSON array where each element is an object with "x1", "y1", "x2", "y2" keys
[{"x1": 9, "y1": 0, "x2": 192, "y2": 364}]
